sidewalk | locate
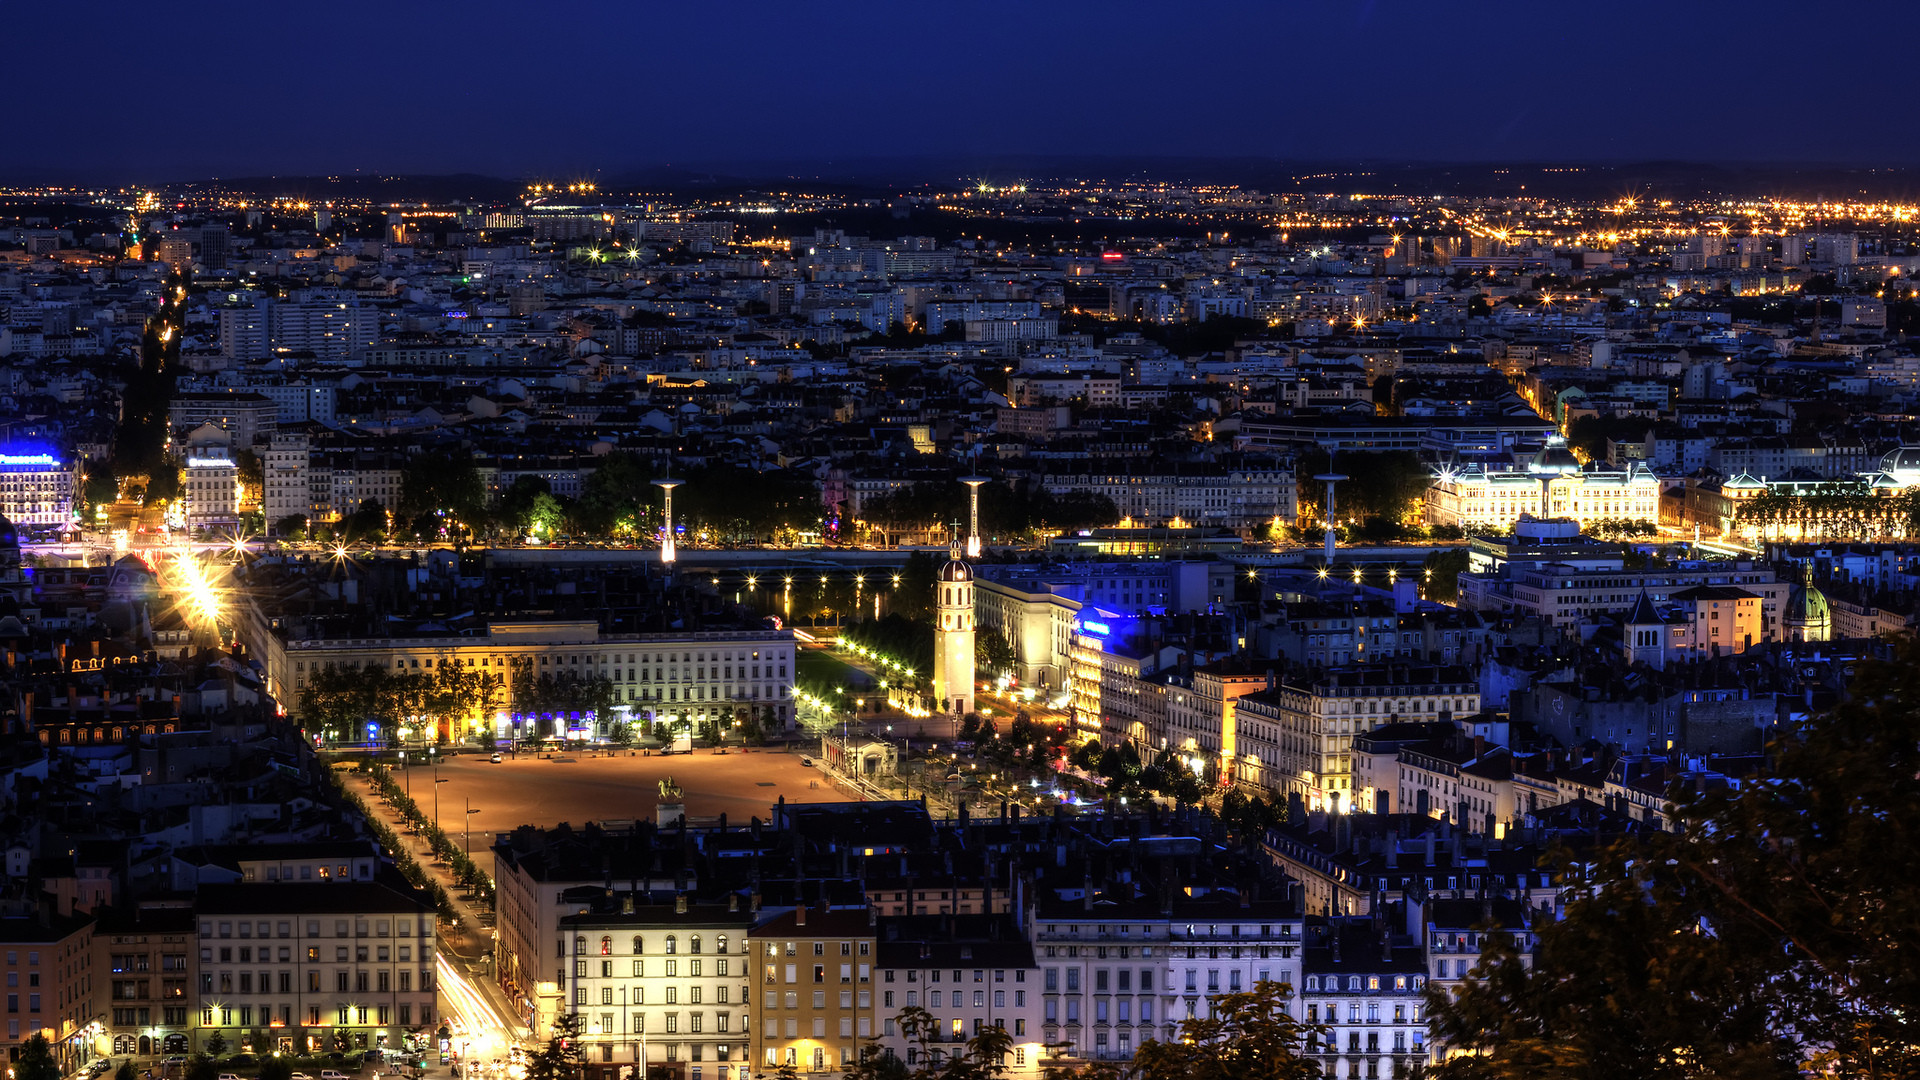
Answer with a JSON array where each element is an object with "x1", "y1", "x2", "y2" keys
[{"x1": 345, "y1": 773, "x2": 531, "y2": 1044}]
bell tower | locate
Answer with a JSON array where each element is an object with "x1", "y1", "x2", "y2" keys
[{"x1": 932, "y1": 534, "x2": 975, "y2": 722}]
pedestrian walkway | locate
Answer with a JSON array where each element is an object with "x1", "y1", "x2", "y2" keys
[{"x1": 345, "y1": 773, "x2": 530, "y2": 1044}]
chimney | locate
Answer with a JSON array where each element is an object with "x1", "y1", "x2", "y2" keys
[
  {"x1": 729, "y1": 893, "x2": 739, "y2": 912},
  {"x1": 675, "y1": 893, "x2": 688, "y2": 915},
  {"x1": 1330, "y1": 929, "x2": 1341, "y2": 964},
  {"x1": 795, "y1": 903, "x2": 806, "y2": 927},
  {"x1": 621, "y1": 895, "x2": 635, "y2": 915}
]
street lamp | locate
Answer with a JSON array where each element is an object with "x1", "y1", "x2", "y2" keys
[{"x1": 465, "y1": 800, "x2": 481, "y2": 856}]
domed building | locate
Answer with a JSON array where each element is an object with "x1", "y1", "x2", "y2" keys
[
  {"x1": 1783, "y1": 565, "x2": 1832, "y2": 643},
  {"x1": 1876, "y1": 445, "x2": 1920, "y2": 487},
  {"x1": 932, "y1": 540, "x2": 975, "y2": 721},
  {"x1": 1525, "y1": 435, "x2": 1584, "y2": 476}
]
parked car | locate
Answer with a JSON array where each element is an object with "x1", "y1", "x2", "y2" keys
[
  {"x1": 219, "y1": 1073, "x2": 242, "y2": 1080},
  {"x1": 800, "y1": 756, "x2": 815, "y2": 767},
  {"x1": 490, "y1": 752, "x2": 503, "y2": 763},
  {"x1": 322, "y1": 1070, "x2": 352, "y2": 1080}
]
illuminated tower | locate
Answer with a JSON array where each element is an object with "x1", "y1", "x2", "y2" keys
[
  {"x1": 654, "y1": 477, "x2": 683, "y2": 564},
  {"x1": 932, "y1": 536, "x2": 975, "y2": 721},
  {"x1": 959, "y1": 476, "x2": 988, "y2": 558}
]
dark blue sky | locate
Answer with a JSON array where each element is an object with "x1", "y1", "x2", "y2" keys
[{"x1": 13, "y1": 0, "x2": 1917, "y2": 181}]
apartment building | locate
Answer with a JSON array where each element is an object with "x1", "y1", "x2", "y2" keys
[
  {"x1": 191, "y1": 881, "x2": 437, "y2": 1055},
  {"x1": 746, "y1": 907, "x2": 879, "y2": 1077},
  {"x1": 1300, "y1": 921, "x2": 1429, "y2": 1078},
  {"x1": 1031, "y1": 892, "x2": 1303, "y2": 1063},
  {"x1": 94, "y1": 905, "x2": 196, "y2": 1058},
  {"x1": 1235, "y1": 666, "x2": 1480, "y2": 811},
  {"x1": 873, "y1": 916, "x2": 1045, "y2": 1077},
  {"x1": 557, "y1": 897, "x2": 756, "y2": 1080},
  {"x1": 1467, "y1": 560, "x2": 1789, "y2": 639},
  {"x1": 1, "y1": 910, "x2": 95, "y2": 1070}
]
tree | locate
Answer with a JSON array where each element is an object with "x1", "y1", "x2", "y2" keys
[
  {"x1": 1128, "y1": 981, "x2": 1320, "y2": 1080},
  {"x1": 399, "y1": 447, "x2": 487, "y2": 532},
  {"x1": 273, "y1": 513, "x2": 309, "y2": 540},
  {"x1": 13, "y1": 1034, "x2": 61, "y2": 1080},
  {"x1": 608, "y1": 719, "x2": 634, "y2": 747},
  {"x1": 205, "y1": 1030, "x2": 230, "y2": 1057},
  {"x1": 975, "y1": 628, "x2": 1017, "y2": 681},
  {"x1": 258, "y1": 1056, "x2": 294, "y2": 1080},
  {"x1": 840, "y1": 1043, "x2": 910, "y2": 1080},
  {"x1": 115, "y1": 1060, "x2": 137, "y2": 1080},
  {"x1": 82, "y1": 457, "x2": 119, "y2": 515},
  {"x1": 1427, "y1": 634, "x2": 1920, "y2": 1079},
  {"x1": 526, "y1": 1014, "x2": 588, "y2": 1080},
  {"x1": 1422, "y1": 547, "x2": 1471, "y2": 604},
  {"x1": 185, "y1": 1054, "x2": 220, "y2": 1080}
]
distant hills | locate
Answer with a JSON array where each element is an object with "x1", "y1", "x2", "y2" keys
[{"x1": 121, "y1": 159, "x2": 1920, "y2": 203}]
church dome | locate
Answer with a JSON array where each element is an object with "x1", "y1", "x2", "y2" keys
[
  {"x1": 1783, "y1": 569, "x2": 1832, "y2": 640},
  {"x1": 938, "y1": 557, "x2": 973, "y2": 583}
]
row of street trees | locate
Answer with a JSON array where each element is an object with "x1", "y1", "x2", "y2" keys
[
  {"x1": 856, "y1": 480, "x2": 1119, "y2": 543},
  {"x1": 298, "y1": 661, "x2": 504, "y2": 744},
  {"x1": 1734, "y1": 484, "x2": 1920, "y2": 542}
]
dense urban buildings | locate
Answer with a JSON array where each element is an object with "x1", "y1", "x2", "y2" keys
[{"x1": 5, "y1": 154, "x2": 1920, "y2": 1079}]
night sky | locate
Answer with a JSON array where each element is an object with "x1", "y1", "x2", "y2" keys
[{"x1": 11, "y1": 0, "x2": 1918, "y2": 181}]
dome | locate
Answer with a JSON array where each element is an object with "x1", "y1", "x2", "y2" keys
[
  {"x1": 938, "y1": 557, "x2": 973, "y2": 583},
  {"x1": 1527, "y1": 435, "x2": 1582, "y2": 476},
  {"x1": 1879, "y1": 445, "x2": 1920, "y2": 477},
  {"x1": 1783, "y1": 567, "x2": 1832, "y2": 641}
]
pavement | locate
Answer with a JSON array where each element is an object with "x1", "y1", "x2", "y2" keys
[{"x1": 385, "y1": 746, "x2": 844, "y2": 879}]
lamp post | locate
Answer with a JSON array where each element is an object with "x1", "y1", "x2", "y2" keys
[
  {"x1": 1314, "y1": 471, "x2": 1349, "y2": 567},
  {"x1": 654, "y1": 478, "x2": 683, "y2": 565},
  {"x1": 433, "y1": 774, "x2": 449, "y2": 853},
  {"x1": 959, "y1": 476, "x2": 988, "y2": 557},
  {"x1": 465, "y1": 800, "x2": 481, "y2": 856}
]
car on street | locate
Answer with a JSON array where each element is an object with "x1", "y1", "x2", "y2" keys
[
  {"x1": 800, "y1": 756, "x2": 814, "y2": 766},
  {"x1": 490, "y1": 752, "x2": 503, "y2": 763},
  {"x1": 322, "y1": 1070, "x2": 352, "y2": 1080}
]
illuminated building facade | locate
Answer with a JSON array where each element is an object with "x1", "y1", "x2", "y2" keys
[
  {"x1": 1424, "y1": 436, "x2": 1660, "y2": 532},
  {"x1": 747, "y1": 908, "x2": 879, "y2": 1078},
  {"x1": 255, "y1": 618, "x2": 796, "y2": 743},
  {"x1": 557, "y1": 899, "x2": 755, "y2": 1080},
  {"x1": 0, "y1": 449, "x2": 79, "y2": 529},
  {"x1": 1238, "y1": 666, "x2": 1480, "y2": 812},
  {"x1": 191, "y1": 882, "x2": 436, "y2": 1056},
  {"x1": 184, "y1": 447, "x2": 241, "y2": 532}
]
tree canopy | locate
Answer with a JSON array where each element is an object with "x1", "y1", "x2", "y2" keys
[{"x1": 1427, "y1": 635, "x2": 1920, "y2": 1078}]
